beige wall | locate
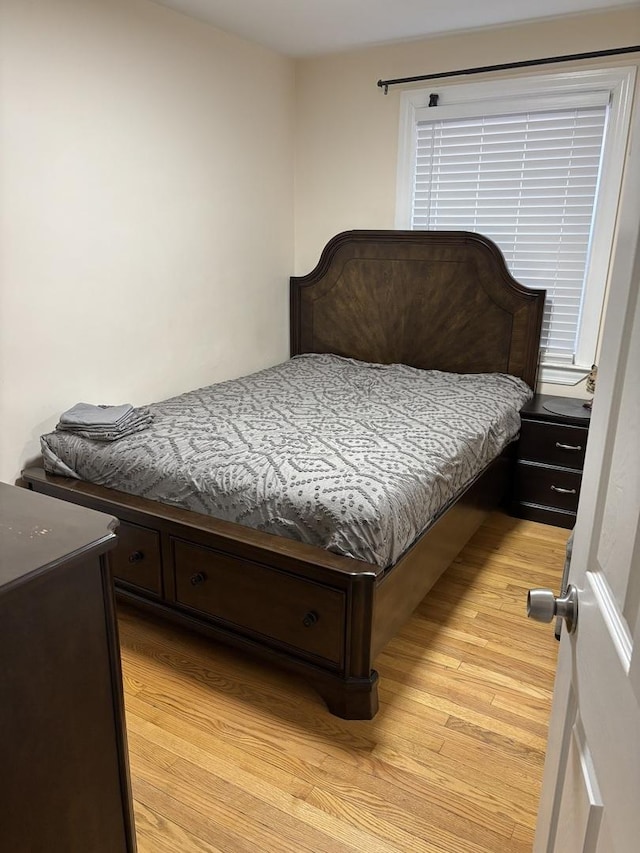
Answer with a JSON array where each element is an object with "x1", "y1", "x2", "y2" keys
[
  {"x1": 293, "y1": 8, "x2": 640, "y2": 396},
  {"x1": 0, "y1": 0, "x2": 294, "y2": 483}
]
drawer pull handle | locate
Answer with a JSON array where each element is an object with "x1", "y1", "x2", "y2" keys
[
  {"x1": 128, "y1": 551, "x2": 144, "y2": 563},
  {"x1": 190, "y1": 572, "x2": 207, "y2": 586},
  {"x1": 551, "y1": 485, "x2": 577, "y2": 495},
  {"x1": 302, "y1": 611, "x2": 319, "y2": 628},
  {"x1": 555, "y1": 442, "x2": 582, "y2": 452}
]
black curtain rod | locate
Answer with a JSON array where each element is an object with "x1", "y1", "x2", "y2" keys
[{"x1": 377, "y1": 45, "x2": 640, "y2": 93}]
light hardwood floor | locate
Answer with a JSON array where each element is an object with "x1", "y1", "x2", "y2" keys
[{"x1": 118, "y1": 511, "x2": 569, "y2": 853}]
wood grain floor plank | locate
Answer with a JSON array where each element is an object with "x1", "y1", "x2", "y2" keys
[
  {"x1": 321, "y1": 740, "x2": 540, "y2": 830},
  {"x1": 376, "y1": 657, "x2": 498, "y2": 709},
  {"x1": 317, "y1": 747, "x2": 525, "y2": 836},
  {"x1": 377, "y1": 672, "x2": 550, "y2": 750},
  {"x1": 128, "y1": 704, "x2": 320, "y2": 803},
  {"x1": 132, "y1": 774, "x2": 300, "y2": 853},
  {"x1": 133, "y1": 799, "x2": 228, "y2": 853},
  {"x1": 402, "y1": 613, "x2": 490, "y2": 648},
  {"x1": 130, "y1": 718, "x2": 403, "y2": 853}
]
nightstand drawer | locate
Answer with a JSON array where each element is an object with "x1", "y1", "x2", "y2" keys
[
  {"x1": 515, "y1": 462, "x2": 582, "y2": 513},
  {"x1": 519, "y1": 420, "x2": 588, "y2": 470}
]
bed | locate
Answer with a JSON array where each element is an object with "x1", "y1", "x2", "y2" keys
[{"x1": 22, "y1": 230, "x2": 544, "y2": 719}]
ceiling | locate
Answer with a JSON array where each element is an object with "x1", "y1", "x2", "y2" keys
[{"x1": 151, "y1": 0, "x2": 638, "y2": 57}]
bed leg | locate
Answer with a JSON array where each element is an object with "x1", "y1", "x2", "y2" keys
[{"x1": 315, "y1": 670, "x2": 379, "y2": 720}]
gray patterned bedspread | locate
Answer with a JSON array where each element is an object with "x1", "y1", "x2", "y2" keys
[{"x1": 41, "y1": 355, "x2": 532, "y2": 567}]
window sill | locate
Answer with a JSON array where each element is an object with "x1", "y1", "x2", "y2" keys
[{"x1": 538, "y1": 364, "x2": 591, "y2": 386}]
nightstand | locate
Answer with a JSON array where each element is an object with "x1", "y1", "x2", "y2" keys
[{"x1": 512, "y1": 394, "x2": 591, "y2": 529}]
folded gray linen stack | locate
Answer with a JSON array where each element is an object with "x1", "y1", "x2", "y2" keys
[{"x1": 56, "y1": 402, "x2": 154, "y2": 441}]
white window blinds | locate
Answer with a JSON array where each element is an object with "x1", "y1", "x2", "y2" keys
[{"x1": 411, "y1": 100, "x2": 608, "y2": 364}]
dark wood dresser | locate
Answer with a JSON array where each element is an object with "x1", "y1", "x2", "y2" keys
[
  {"x1": 0, "y1": 483, "x2": 136, "y2": 852},
  {"x1": 512, "y1": 394, "x2": 591, "y2": 529}
]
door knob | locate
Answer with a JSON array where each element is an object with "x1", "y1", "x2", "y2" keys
[{"x1": 527, "y1": 584, "x2": 578, "y2": 634}]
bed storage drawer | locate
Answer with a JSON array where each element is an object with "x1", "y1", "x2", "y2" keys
[
  {"x1": 172, "y1": 539, "x2": 345, "y2": 667},
  {"x1": 109, "y1": 522, "x2": 162, "y2": 596}
]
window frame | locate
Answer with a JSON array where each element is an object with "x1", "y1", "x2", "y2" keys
[{"x1": 395, "y1": 67, "x2": 637, "y2": 385}]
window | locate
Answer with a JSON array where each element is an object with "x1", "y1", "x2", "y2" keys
[{"x1": 396, "y1": 69, "x2": 636, "y2": 384}]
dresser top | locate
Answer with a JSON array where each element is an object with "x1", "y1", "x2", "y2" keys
[{"x1": 0, "y1": 483, "x2": 117, "y2": 589}]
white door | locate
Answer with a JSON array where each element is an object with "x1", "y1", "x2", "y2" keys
[{"x1": 533, "y1": 115, "x2": 640, "y2": 852}]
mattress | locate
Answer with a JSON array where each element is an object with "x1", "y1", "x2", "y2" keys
[{"x1": 41, "y1": 354, "x2": 532, "y2": 567}]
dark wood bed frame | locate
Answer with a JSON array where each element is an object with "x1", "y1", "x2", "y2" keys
[{"x1": 23, "y1": 230, "x2": 544, "y2": 719}]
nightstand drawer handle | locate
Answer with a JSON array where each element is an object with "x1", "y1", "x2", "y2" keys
[
  {"x1": 555, "y1": 442, "x2": 582, "y2": 452},
  {"x1": 551, "y1": 485, "x2": 577, "y2": 495}
]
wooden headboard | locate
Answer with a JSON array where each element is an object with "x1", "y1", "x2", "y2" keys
[{"x1": 290, "y1": 230, "x2": 545, "y2": 389}]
